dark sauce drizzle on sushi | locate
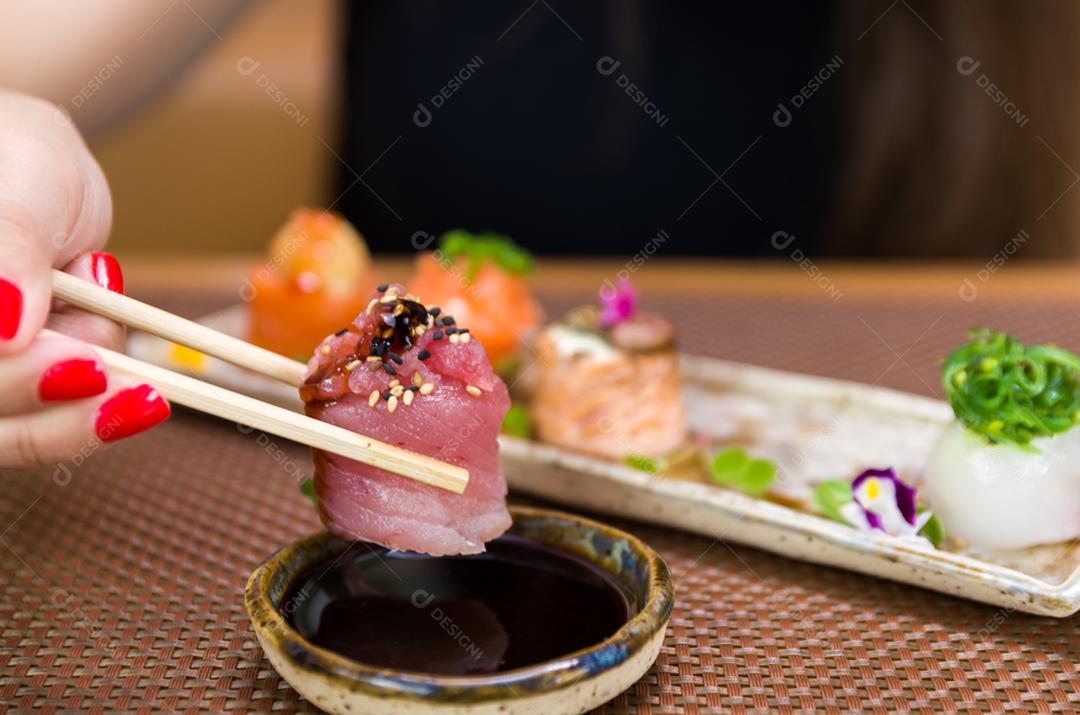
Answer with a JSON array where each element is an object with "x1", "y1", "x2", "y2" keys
[{"x1": 283, "y1": 535, "x2": 634, "y2": 676}]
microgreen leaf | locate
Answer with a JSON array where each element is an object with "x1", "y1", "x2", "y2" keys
[
  {"x1": 813, "y1": 480, "x2": 853, "y2": 524},
  {"x1": 707, "y1": 447, "x2": 777, "y2": 497},
  {"x1": 917, "y1": 507, "x2": 946, "y2": 548},
  {"x1": 501, "y1": 403, "x2": 533, "y2": 438},
  {"x1": 625, "y1": 454, "x2": 666, "y2": 473},
  {"x1": 299, "y1": 477, "x2": 318, "y2": 509}
]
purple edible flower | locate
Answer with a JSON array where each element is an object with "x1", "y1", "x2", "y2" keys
[
  {"x1": 840, "y1": 467, "x2": 932, "y2": 541},
  {"x1": 599, "y1": 277, "x2": 638, "y2": 327}
]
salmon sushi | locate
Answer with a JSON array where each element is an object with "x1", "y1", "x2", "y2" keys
[{"x1": 300, "y1": 284, "x2": 512, "y2": 555}]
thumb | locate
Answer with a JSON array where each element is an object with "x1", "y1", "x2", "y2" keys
[{"x1": 0, "y1": 92, "x2": 112, "y2": 355}]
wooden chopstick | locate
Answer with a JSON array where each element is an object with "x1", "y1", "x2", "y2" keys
[
  {"x1": 45, "y1": 274, "x2": 471, "y2": 494},
  {"x1": 52, "y1": 269, "x2": 307, "y2": 387}
]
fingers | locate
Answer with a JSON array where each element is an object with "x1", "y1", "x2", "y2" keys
[
  {"x1": 49, "y1": 251, "x2": 125, "y2": 351},
  {"x1": 0, "y1": 91, "x2": 113, "y2": 355},
  {"x1": 0, "y1": 333, "x2": 106, "y2": 417},
  {"x1": 0, "y1": 376, "x2": 170, "y2": 470}
]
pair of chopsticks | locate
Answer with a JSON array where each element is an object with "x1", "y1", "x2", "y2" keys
[{"x1": 50, "y1": 269, "x2": 469, "y2": 494}]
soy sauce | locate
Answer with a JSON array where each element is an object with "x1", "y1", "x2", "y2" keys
[{"x1": 284, "y1": 535, "x2": 634, "y2": 675}]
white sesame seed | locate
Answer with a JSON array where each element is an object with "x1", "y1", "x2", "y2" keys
[
  {"x1": 389, "y1": 379, "x2": 400, "y2": 388},
  {"x1": 380, "y1": 294, "x2": 397, "y2": 304},
  {"x1": 365, "y1": 298, "x2": 377, "y2": 315},
  {"x1": 346, "y1": 359, "x2": 360, "y2": 371},
  {"x1": 366, "y1": 355, "x2": 381, "y2": 363},
  {"x1": 387, "y1": 395, "x2": 399, "y2": 413},
  {"x1": 449, "y1": 333, "x2": 460, "y2": 344},
  {"x1": 368, "y1": 390, "x2": 380, "y2": 407},
  {"x1": 391, "y1": 385, "x2": 404, "y2": 397},
  {"x1": 466, "y1": 385, "x2": 482, "y2": 397},
  {"x1": 403, "y1": 390, "x2": 415, "y2": 406},
  {"x1": 420, "y1": 383, "x2": 434, "y2": 395},
  {"x1": 412, "y1": 371, "x2": 423, "y2": 387},
  {"x1": 460, "y1": 333, "x2": 471, "y2": 343}
]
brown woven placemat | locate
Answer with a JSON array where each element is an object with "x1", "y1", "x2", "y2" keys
[{"x1": 2, "y1": 289, "x2": 1080, "y2": 713}]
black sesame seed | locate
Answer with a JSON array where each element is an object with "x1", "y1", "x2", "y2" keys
[
  {"x1": 433, "y1": 331, "x2": 444, "y2": 340},
  {"x1": 388, "y1": 352, "x2": 404, "y2": 365},
  {"x1": 441, "y1": 316, "x2": 455, "y2": 325},
  {"x1": 377, "y1": 283, "x2": 389, "y2": 292},
  {"x1": 383, "y1": 363, "x2": 396, "y2": 375},
  {"x1": 407, "y1": 385, "x2": 420, "y2": 392},
  {"x1": 418, "y1": 349, "x2": 431, "y2": 360},
  {"x1": 430, "y1": 307, "x2": 441, "y2": 317},
  {"x1": 445, "y1": 326, "x2": 458, "y2": 335},
  {"x1": 381, "y1": 391, "x2": 392, "y2": 400},
  {"x1": 334, "y1": 328, "x2": 347, "y2": 336}
]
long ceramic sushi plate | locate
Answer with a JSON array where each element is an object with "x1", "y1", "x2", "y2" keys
[{"x1": 128, "y1": 306, "x2": 1080, "y2": 616}]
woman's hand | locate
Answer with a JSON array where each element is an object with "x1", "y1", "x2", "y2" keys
[{"x1": 0, "y1": 90, "x2": 169, "y2": 469}]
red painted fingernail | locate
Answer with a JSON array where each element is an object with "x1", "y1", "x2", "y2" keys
[
  {"x1": 0, "y1": 278, "x2": 22, "y2": 340},
  {"x1": 89, "y1": 252, "x2": 124, "y2": 294},
  {"x1": 95, "y1": 384, "x2": 170, "y2": 442},
  {"x1": 39, "y1": 358, "x2": 107, "y2": 402}
]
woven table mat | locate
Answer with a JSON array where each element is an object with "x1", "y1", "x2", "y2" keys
[{"x1": 2, "y1": 289, "x2": 1080, "y2": 714}]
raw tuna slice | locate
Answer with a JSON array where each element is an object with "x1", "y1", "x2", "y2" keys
[{"x1": 300, "y1": 283, "x2": 512, "y2": 555}]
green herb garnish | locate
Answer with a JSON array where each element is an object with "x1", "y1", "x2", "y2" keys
[
  {"x1": 917, "y1": 507, "x2": 946, "y2": 548},
  {"x1": 625, "y1": 454, "x2": 666, "y2": 473},
  {"x1": 439, "y1": 229, "x2": 535, "y2": 282},
  {"x1": 943, "y1": 328, "x2": 1080, "y2": 448},
  {"x1": 812, "y1": 479, "x2": 852, "y2": 524},
  {"x1": 706, "y1": 447, "x2": 776, "y2": 496},
  {"x1": 299, "y1": 477, "x2": 318, "y2": 508},
  {"x1": 501, "y1": 403, "x2": 533, "y2": 438}
]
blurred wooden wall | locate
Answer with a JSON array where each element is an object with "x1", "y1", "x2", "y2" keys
[{"x1": 90, "y1": 0, "x2": 339, "y2": 255}]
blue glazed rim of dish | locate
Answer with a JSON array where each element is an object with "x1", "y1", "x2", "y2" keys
[{"x1": 245, "y1": 505, "x2": 674, "y2": 705}]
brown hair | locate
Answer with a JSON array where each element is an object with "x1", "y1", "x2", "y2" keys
[{"x1": 829, "y1": 0, "x2": 1080, "y2": 257}]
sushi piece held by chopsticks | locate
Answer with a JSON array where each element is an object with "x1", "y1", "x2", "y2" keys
[{"x1": 48, "y1": 271, "x2": 468, "y2": 494}]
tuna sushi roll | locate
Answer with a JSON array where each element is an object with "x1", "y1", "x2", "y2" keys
[
  {"x1": 529, "y1": 278, "x2": 688, "y2": 461},
  {"x1": 300, "y1": 284, "x2": 512, "y2": 555}
]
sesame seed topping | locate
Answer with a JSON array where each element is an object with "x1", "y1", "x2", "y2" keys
[
  {"x1": 388, "y1": 352, "x2": 403, "y2": 365},
  {"x1": 390, "y1": 385, "x2": 404, "y2": 397},
  {"x1": 460, "y1": 333, "x2": 471, "y2": 343},
  {"x1": 365, "y1": 298, "x2": 377, "y2": 315},
  {"x1": 449, "y1": 333, "x2": 460, "y2": 344},
  {"x1": 366, "y1": 355, "x2": 382, "y2": 363},
  {"x1": 368, "y1": 390, "x2": 380, "y2": 407},
  {"x1": 383, "y1": 363, "x2": 396, "y2": 375},
  {"x1": 445, "y1": 326, "x2": 458, "y2": 335},
  {"x1": 346, "y1": 359, "x2": 361, "y2": 371},
  {"x1": 442, "y1": 316, "x2": 455, "y2": 325},
  {"x1": 377, "y1": 283, "x2": 389, "y2": 292},
  {"x1": 420, "y1": 383, "x2": 435, "y2": 395},
  {"x1": 430, "y1": 307, "x2": 441, "y2": 317},
  {"x1": 406, "y1": 385, "x2": 420, "y2": 391},
  {"x1": 335, "y1": 328, "x2": 347, "y2": 336},
  {"x1": 466, "y1": 385, "x2": 482, "y2": 397},
  {"x1": 403, "y1": 390, "x2": 415, "y2": 406},
  {"x1": 412, "y1": 371, "x2": 424, "y2": 387},
  {"x1": 389, "y1": 379, "x2": 400, "y2": 388},
  {"x1": 433, "y1": 330, "x2": 444, "y2": 340},
  {"x1": 418, "y1": 350, "x2": 431, "y2": 360},
  {"x1": 381, "y1": 390, "x2": 392, "y2": 400},
  {"x1": 387, "y1": 395, "x2": 399, "y2": 413},
  {"x1": 379, "y1": 294, "x2": 397, "y2": 304}
]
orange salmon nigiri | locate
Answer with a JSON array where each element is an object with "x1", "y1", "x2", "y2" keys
[
  {"x1": 247, "y1": 208, "x2": 376, "y2": 359},
  {"x1": 407, "y1": 230, "x2": 543, "y2": 370}
]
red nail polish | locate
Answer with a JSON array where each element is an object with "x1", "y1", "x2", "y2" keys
[
  {"x1": 0, "y1": 278, "x2": 21, "y2": 340},
  {"x1": 89, "y1": 252, "x2": 124, "y2": 294},
  {"x1": 95, "y1": 384, "x2": 170, "y2": 442},
  {"x1": 39, "y1": 358, "x2": 107, "y2": 401}
]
